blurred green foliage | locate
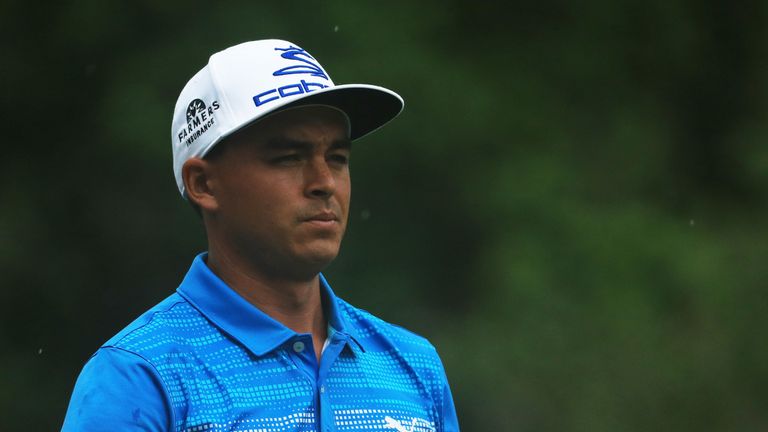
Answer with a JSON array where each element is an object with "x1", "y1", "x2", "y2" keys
[{"x1": 1, "y1": 1, "x2": 767, "y2": 430}]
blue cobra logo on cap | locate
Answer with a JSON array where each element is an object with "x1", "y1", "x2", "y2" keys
[
  {"x1": 272, "y1": 46, "x2": 329, "y2": 80},
  {"x1": 252, "y1": 45, "x2": 330, "y2": 107}
]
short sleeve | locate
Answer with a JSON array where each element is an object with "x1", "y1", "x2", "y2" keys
[
  {"x1": 433, "y1": 351, "x2": 460, "y2": 432},
  {"x1": 441, "y1": 378, "x2": 460, "y2": 432},
  {"x1": 61, "y1": 347, "x2": 173, "y2": 431}
]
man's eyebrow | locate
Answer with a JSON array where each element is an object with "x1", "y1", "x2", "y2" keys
[
  {"x1": 330, "y1": 139, "x2": 352, "y2": 150},
  {"x1": 264, "y1": 138, "x2": 310, "y2": 150}
]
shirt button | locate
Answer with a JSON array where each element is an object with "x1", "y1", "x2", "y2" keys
[
  {"x1": 320, "y1": 385, "x2": 325, "y2": 393},
  {"x1": 293, "y1": 341, "x2": 305, "y2": 353}
]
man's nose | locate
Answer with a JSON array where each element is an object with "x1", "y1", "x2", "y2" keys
[{"x1": 304, "y1": 158, "x2": 336, "y2": 198}]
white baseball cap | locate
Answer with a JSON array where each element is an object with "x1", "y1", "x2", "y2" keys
[{"x1": 171, "y1": 39, "x2": 404, "y2": 197}]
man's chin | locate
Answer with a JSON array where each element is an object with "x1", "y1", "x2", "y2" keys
[
  {"x1": 302, "y1": 248, "x2": 340, "y2": 270},
  {"x1": 287, "y1": 244, "x2": 341, "y2": 278}
]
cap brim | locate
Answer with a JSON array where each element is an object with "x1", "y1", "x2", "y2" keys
[
  {"x1": 218, "y1": 84, "x2": 404, "y2": 146},
  {"x1": 279, "y1": 84, "x2": 403, "y2": 140}
]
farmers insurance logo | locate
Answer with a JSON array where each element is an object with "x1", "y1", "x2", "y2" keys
[
  {"x1": 253, "y1": 45, "x2": 330, "y2": 107},
  {"x1": 178, "y1": 98, "x2": 220, "y2": 146}
]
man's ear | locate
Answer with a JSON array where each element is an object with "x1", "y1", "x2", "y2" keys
[{"x1": 182, "y1": 157, "x2": 219, "y2": 212}]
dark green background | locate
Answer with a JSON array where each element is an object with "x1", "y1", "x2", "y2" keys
[{"x1": 2, "y1": 1, "x2": 767, "y2": 430}]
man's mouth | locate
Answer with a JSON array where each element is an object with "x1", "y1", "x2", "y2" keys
[
  {"x1": 301, "y1": 211, "x2": 340, "y2": 228},
  {"x1": 305, "y1": 211, "x2": 339, "y2": 222},
  {"x1": 305, "y1": 211, "x2": 338, "y2": 222}
]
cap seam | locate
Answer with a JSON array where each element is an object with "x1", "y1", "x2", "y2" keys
[{"x1": 206, "y1": 57, "x2": 236, "y2": 140}]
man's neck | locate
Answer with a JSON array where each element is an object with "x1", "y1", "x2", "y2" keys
[{"x1": 205, "y1": 248, "x2": 327, "y2": 360}]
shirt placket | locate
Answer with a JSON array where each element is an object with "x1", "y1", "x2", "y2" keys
[{"x1": 286, "y1": 330, "x2": 350, "y2": 432}]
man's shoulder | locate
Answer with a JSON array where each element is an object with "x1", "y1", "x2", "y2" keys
[
  {"x1": 102, "y1": 292, "x2": 212, "y2": 358},
  {"x1": 336, "y1": 298, "x2": 440, "y2": 357},
  {"x1": 335, "y1": 297, "x2": 451, "y2": 404}
]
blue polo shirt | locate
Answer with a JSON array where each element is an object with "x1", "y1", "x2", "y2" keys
[{"x1": 62, "y1": 254, "x2": 459, "y2": 431}]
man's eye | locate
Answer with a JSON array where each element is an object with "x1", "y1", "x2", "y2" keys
[
  {"x1": 329, "y1": 154, "x2": 349, "y2": 164},
  {"x1": 272, "y1": 154, "x2": 301, "y2": 164}
]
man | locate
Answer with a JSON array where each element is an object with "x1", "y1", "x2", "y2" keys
[{"x1": 62, "y1": 39, "x2": 459, "y2": 432}]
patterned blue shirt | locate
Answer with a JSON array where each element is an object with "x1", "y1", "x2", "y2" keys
[{"x1": 62, "y1": 254, "x2": 459, "y2": 431}]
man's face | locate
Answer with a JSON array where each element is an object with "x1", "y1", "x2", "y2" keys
[{"x1": 203, "y1": 105, "x2": 351, "y2": 280}]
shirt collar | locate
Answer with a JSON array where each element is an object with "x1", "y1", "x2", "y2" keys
[
  {"x1": 176, "y1": 253, "x2": 365, "y2": 357},
  {"x1": 318, "y1": 272, "x2": 366, "y2": 353}
]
